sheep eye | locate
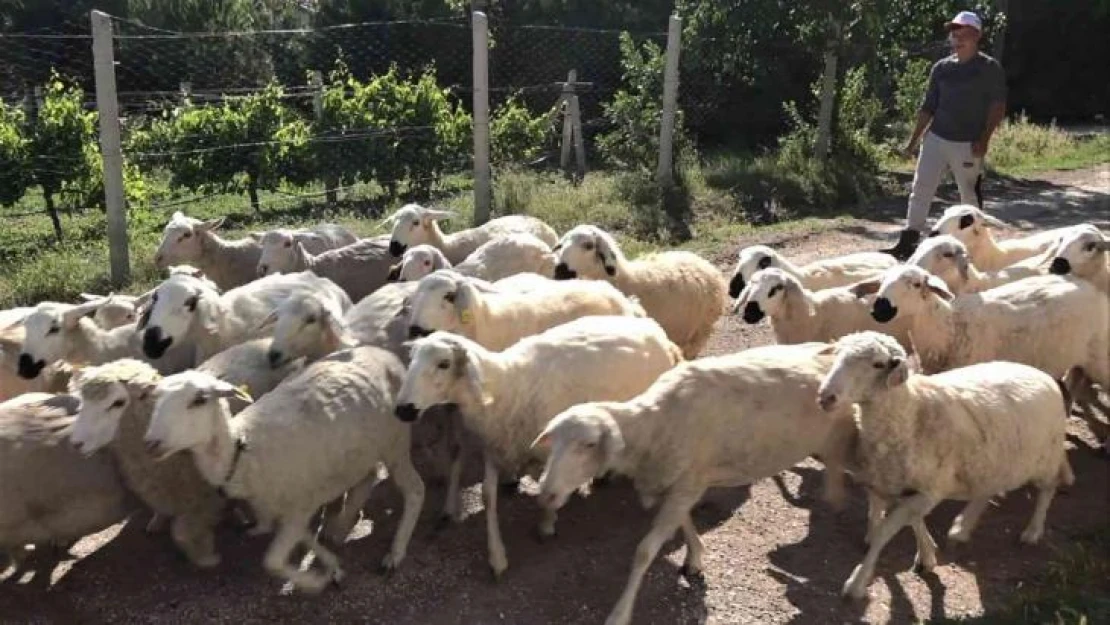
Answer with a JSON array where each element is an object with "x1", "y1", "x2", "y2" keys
[
  {"x1": 47, "y1": 325, "x2": 60, "y2": 335},
  {"x1": 423, "y1": 260, "x2": 431, "y2": 267},
  {"x1": 942, "y1": 252, "x2": 954, "y2": 258},
  {"x1": 185, "y1": 296, "x2": 199, "y2": 312},
  {"x1": 583, "y1": 441, "x2": 598, "y2": 449},
  {"x1": 189, "y1": 394, "x2": 208, "y2": 408},
  {"x1": 284, "y1": 240, "x2": 292, "y2": 248},
  {"x1": 1084, "y1": 243, "x2": 1097, "y2": 252},
  {"x1": 872, "y1": 362, "x2": 886, "y2": 370},
  {"x1": 110, "y1": 398, "x2": 126, "y2": 409},
  {"x1": 412, "y1": 220, "x2": 420, "y2": 227},
  {"x1": 151, "y1": 293, "x2": 159, "y2": 303},
  {"x1": 305, "y1": 315, "x2": 317, "y2": 324},
  {"x1": 912, "y1": 281, "x2": 923, "y2": 288},
  {"x1": 180, "y1": 232, "x2": 192, "y2": 240},
  {"x1": 437, "y1": 360, "x2": 450, "y2": 370},
  {"x1": 444, "y1": 291, "x2": 456, "y2": 304},
  {"x1": 583, "y1": 242, "x2": 594, "y2": 251},
  {"x1": 768, "y1": 285, "x2": 782, "y2": 297}
]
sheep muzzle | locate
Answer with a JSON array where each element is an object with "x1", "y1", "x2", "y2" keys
[
  {"x1": 1049, "y1": 257, "x2": 1071, "y2": 275},
  {"x1": 408, "y1": 325, "x2": 432, "y2": 339},
  {"x1": 389, "y1": 240, "x2": 406, "y2": 257},
  {"x1": 142, "y1": 327, "x2": 174, "y2": 358},
  {"x1": 394, "y1": 403, "x2": 419, "y2": 423},
  {"x1": 871, "y1": 297, "x2": 898, "y2": 323},
  {"x1": 741, "y1": 301, "x2": 765, "y2": 324},
  {"x1": 728, "y1": 274, "x2": 745, "y2": 298},
  {"x1": 553, "y1": 263, "x2": 576, "y2": 280},
  {"x1": 17, "y1": 353, "x2": 45, "y2": 379}
]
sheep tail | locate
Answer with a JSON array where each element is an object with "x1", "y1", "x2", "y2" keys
[{"x1": 1057, "y1": 367, "x2": 1080, "y2": 416}]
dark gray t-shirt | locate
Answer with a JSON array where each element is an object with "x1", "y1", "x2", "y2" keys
[{"x1": 920, "y1": 52, "x2": 1007, "y2": 142}]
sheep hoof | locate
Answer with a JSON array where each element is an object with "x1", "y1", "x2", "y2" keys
[
  {"x1": 533, "y1": 526, "x2": 556, "y2": 544},
  {"x1": 489, "y1": 565, "x2": 506, "y2": 583},
  {"x1": 331, "y1": 567, "x2": 346, "y2": 587},
  {"x1": 679, "y1": 564, "x2": 704, "y2": 583},
  {"x1": 193, "y1": 553, "x2": 221, "y2": 569}
]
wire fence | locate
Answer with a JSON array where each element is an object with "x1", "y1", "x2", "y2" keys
[{"x1": 0, "y1": 12, "x2": 679, "y2": 254}]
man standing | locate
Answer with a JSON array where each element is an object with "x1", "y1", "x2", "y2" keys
[{"x1": 881, "y1": 10, "x2": 1008, "y2": 260}]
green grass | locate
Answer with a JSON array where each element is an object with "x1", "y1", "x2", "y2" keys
[
  {"x1": 929, "y1": 527, "x2": 1110, "y2": 625},
  {"x1": 884, "y1": 113, "x2": 1110, "y2": 177}
]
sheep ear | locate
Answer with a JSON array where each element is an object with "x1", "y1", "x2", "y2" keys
[
  {"x1": 925, "y1": 274, "x2": 955, "y2": 301},
  {"x1": 63, "y1": 299, "x2": 106, "y2": 328},
  {"x1": 198, "y1": 217, "x2": 224, "y2": 232},
  {"x1": 595, "y1": 235, "x2": 618, "y2": 276},
  {"x1": 323, "y1": 305, "x2": 356, "y2": 348},
  {"x1": 78, "y1": 292, "x2": 102, "y2": 302},
  {"x1": 454, "y1": 281, "x2": 479, "y2": 325},
  {"x1": 848, "y1": 278, "x2": 881, "y2": 298},
  {"x1": 196, "y1": 294, "x2": 222, "y2": 334},
  {"x1": 423, "y1": 208, "x2": 456, "y2": 221},
  {"x1": 886, "y1": 358, "x2": 910, "y2": 388},
  {"x1": 210, "y1": 379, "x2": 254, "y2": 404},
  {"x1": 598, "y1": 414, "x2": 626, "y2": 469},
  {"x1": 731, "y1": 283, "x2": 754, "y2": 314},
  {"x1": 529, "y1": 427, "x2": 553, "y2": 451},
  {"x1": 387, "y1": 263, "x2": 402, "y2": 282},
  {"x1": 454, "y1": 344, "x2": 490, "y2": 405},
  {"x1": 256, "y1": 308, "x2": 279, "y2": 332},
  {"x1": 293, "y1": 241, "x2": 311, "y2": 263},
  {"x1": 171, "y1": 211, "x2": 185, "y2": 221},
  {"x1": 1098, "y1": 238, "x2": 1110, "y2": 252},
  {"x1": 816, "y1": 342, "x2": 837, "y2": 356},
  {"x1": 980, "y1": 213, "x2": 1009, "y2": 229}
]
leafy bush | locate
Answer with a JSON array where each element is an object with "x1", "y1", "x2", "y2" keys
[
  {"x1": 0, "y1": 100, "x2": 31, "y2": 207},
  {"x1": 893, "y1": 57, "x2": 932, "y2": 131},
  {"x1": 490, "y1": 94, "x2": 557, "y2": 165}
]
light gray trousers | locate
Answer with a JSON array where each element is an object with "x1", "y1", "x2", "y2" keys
[{"x1": 906, "y1": 130, "x2": 984, "y2": 232}]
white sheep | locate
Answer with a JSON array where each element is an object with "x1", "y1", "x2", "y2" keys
[
  {"x1": 928, "y1": 204, "x2": 1086, "y2": 271},
  {"x1": 68, "y1": 359, "x2": 226, "y2": 568},
  {"x1": 10, "y1": 297, "x2": 195, "y2": 382},
  {"x1": 78, "y1": 293, "x2": 140, "y2": 329},
  {"x1": 384, "y1": 203, "x2": 559, "y2": 263},
  {"x1": 406, "y1": 269, "x2": 645, "y2": 350},
  {"x1": 143, "y1": 345, "x2": 425, "y2": 593},
  {"x1": 906, "y1": 234, "x2": 1047, "y2": 294},
  {"x1": 390, "y1": 232, "x2": 557, "y2": 283},
  {"x1": 1047, "y1": 224, "x2": 1109, "y2": 293},
  {"x1": 138, "y1": 270, "x2": 350, "y2": 364},
  {"x1": 0, "y1": 392, "x2": 134, "y2": 569},
  {"x1": 261, "y1": 289, "x2": 356, "y2": 370},
  {"x1": 196, "y1": 338, "x2": 305, "y2": 416},
  {"x1": 254, "y1": 224, "x2": 359, "y2": 277},
  {"x1": 733, "y1": 267, "x2": 915, "y2": 350},
  {"x1": 394, "y1": 315, "x2": 684, "y2": 578},
  {"x1": 552, "y1": 225, "x2": 726, "y2": 359},
  {"x1": 814, "y1": 331, "x2": 1073, "y2": 600},
  {"x1": 728, "y1": 243, "x2": 897, "y2": 299},
  {"x1": 153, "y1": 212, "x2": 263, "y2": 291},
  {"x1": 529, "y1": 341, "x2": 859, "y2": 625},
  {"x1": 260, "y1": 235, "x2": 394, "y2": 302}
]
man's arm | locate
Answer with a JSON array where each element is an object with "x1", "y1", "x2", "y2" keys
[
  {"x1": 906, "y1": 63, "x2": 939, "y2": 155},
  {"x1": 973, "y1": 61, "x2": 1008, "y2": 157}
]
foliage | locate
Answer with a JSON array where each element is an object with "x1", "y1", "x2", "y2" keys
[
  {"x1": 0, "y1": 99, "x2": 31, "y2": 207},
  {"x1": 490, "y1": 94, "x2": 557, "y2": 165},
  {"x1": 893, "y1": 57, "x2": 932, "y2": 130},
  {"x1": 28, "y1": 74, "x2": 98, "y2": 202},
  {"x1": 986, "y1": 112, "x2": 1110, "y2": 175}
]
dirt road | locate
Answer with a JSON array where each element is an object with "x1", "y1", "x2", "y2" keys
[{"x1": 2, "y1": 166, "x2": 1107, "y2": 624}]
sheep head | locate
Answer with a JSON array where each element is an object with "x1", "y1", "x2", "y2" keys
[
  {"x1": 552, "y1": 225, "x2": 619, "y2": 280},
  {"x1": 393, "y1": 332, "x2": 488, "y2": 423},
  {"x1": 869, "y1": 265, "x2": 954, "y2": 325},
  {"x1": 530, "y1": 403, "x2": 626, "y2": 511},
  {"x1": 816, "y1": 331, "x2": 911, "y2": 412},
  {"x1": 16, "y1": 298, "x2": 110, "y2": 379},
  {"x1": 906, "y1": 234, "x2": 973, "y2": 293},
  {"x1": 81, "y1": 292, "x2": 139, "y2": 329},
  {"x1": 145, "y1": 370, "x2": 251, "y2": 461},
  {"x1": 397, "y1": 245, "x2": 450, "y2": 282},
  {"x1": 728, "y1": 245, "x2": 780, "y2": 299},
  {"x1": 154, "y1": 211, "x2": 224, "y2": 269},
  {"x1": 264, "y1": 293, "x2": 353, "y2": 368},
  {"x1": 928, "y1": 204, "x2": 1009, "y2": 247},
  {"x1": 256, "y1": 229, "x2": 302, "y2": 277},
  {"x1": 139, "y1": 273, "x2": 222, "y2": 360},
  {"x1": 383, "y1": 203, "x2": 456, "y2": 257},
  {"x1": 406, "y1": 270, "x2": 486, "y2": 339},
  {"x1": 732, "y1": 267, "x2": 813, "y2": 324},
  {"x1": 1050, "y1": 225, "x2": 1108, "y2": 278},
  {"x1": 69, "y1": 359, "x2": 160, "y2": 455}
]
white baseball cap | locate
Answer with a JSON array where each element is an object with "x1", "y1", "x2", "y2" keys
[{"x1": 946, "y1": 11, "x2": 982, "y2": 32}]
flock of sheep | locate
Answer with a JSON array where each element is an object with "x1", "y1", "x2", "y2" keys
[{"x1": 1, "y1": 201, "x2": 1107, "y2": 625}]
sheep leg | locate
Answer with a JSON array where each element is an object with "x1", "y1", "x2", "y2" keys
[
  {"x1": 863, "y1": 492, "x2": 888, "y2": 547},
  {"x1": 381, "y1": 452, "x2": 425, "y2": 574},
  {"x1": 605, "y1": 492, "x2": 698, "y2": 625},
  {"x1": 262, "y1": 515, "x2": 336, "y2": 595},
  {"x1": 171, "y1": 515, "x2": 220, "y2": 569},
  {"x1": 1074, "y1": 398, "x2": 1110, "y2": 450},
  {"x1": 439, "y1": 428, "x2": 465, "y2": 526},
  {"x1": 819, "y1": 418, "x2": 856, "y2": 510},
  {"x1": 842, "y1": 492, "x2": 936, "y2": 600},
  {"x1": 535, "y1": 508, "x2": 558, "y2": 543},
  {"x1": 322, "y1": 471, "x2": 383, "y2": 546},
  {"x1": 679, "y1": 514, "x2": 705, "y2": 579},
  {"x1": 482, "y1": 456, "x2": 509, "y2": 580},
  {"x1": 947, "y1": 497, "x2": 991, "y2": 543},
  {"x1": 910, "y1": 519, "x2": 938, "y2": 574},
  {"x1": 300, "y1": 532, "x2": 343, "y2": 582},
  {"x1": 1019, "y1": 482, "x2": 1058, "y2": 545}
]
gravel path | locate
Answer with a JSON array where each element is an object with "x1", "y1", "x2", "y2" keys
[{"x1": 2, "y1": 166, "x2": 1107, "y2": 624}]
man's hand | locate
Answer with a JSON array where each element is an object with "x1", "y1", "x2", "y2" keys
[{"x1": 971, "y1": 138, "x2": 989, "y2": 158}]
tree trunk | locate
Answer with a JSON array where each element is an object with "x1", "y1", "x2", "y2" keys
[
  {"x1": 325, "y1": 175, "x2": 338, "y2": 205},
  {"x1": 248, "y1": 183, "x2": 260, "y2": 213},
  {"x1": 813, "y1": 20, "x2": 841, "y2": 163},
  {"x1": 44, "y1": 190, "x2": 63, "y2": 241}
]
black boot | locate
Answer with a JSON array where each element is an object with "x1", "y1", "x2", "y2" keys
[{"x1": 880, "y1": 228, "x2": 921, "y2": 261}]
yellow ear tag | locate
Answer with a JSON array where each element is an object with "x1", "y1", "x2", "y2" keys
[
  {"x1": 460, "y1": 310, "x2": 474, "y2": 325},
  {"x1": 235, "y1": 384, "x2": 254, "y2": 402}
]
